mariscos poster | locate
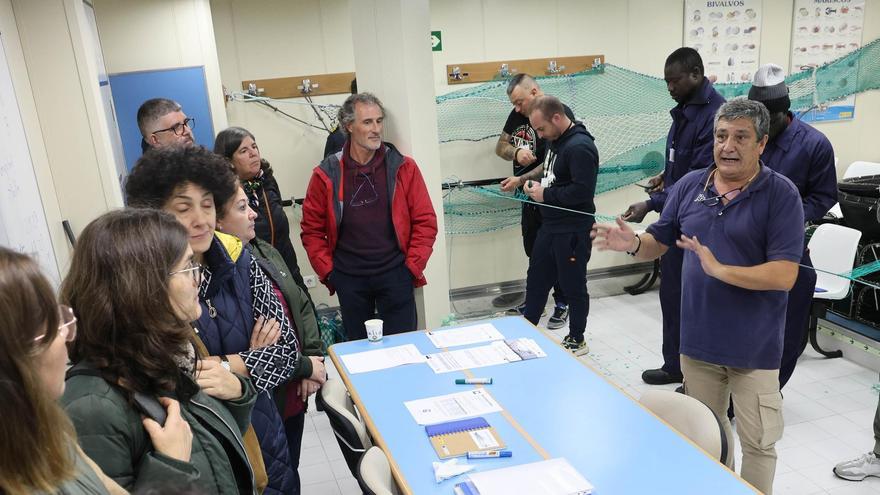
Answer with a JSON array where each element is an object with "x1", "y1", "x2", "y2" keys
[{"x1": 684, "y1": 0, "x2": 763, "y2": 84}]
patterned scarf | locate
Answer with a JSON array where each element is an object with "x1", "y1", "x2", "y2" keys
[{"x1": 242, "y1": 170, "x2": 265, "y2": 210}]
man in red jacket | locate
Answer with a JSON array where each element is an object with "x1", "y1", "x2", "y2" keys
[{"x1": 301, "y1": 93, "x2": 438, "y2": 341}]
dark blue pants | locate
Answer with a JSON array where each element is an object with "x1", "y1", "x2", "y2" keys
[
  {"x1": 332, "y1": 264, "x2": 418, "y2": 341},
  {"x1": 523, "y1": 229, "x2": 591, "y2": 339},
  {"x1": 522, "y1": 204, "x2": 566, "y2": 306},
  {"x1": 659, "y1": 245, "x2": 684, "y2": 375},
  {"x1": 779, "y1": 251, "x2": 816, "y2": 388}
]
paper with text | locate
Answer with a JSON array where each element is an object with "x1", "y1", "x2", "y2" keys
[
  {"x1": 468, "y1": 458, "x2": 593, "y2": 495},
  {"x1": 425, "y1": 341, "x2": 522, "y2": 373},
  {"x1": 404, "y1": 388, "x2": 503, "y2": 425},
  {"x1": 340, "y1": 344, "x2": 427, "y2": 374},
  {"x1": 425, "y1": 323, "x2": 505, "y2": 348}
]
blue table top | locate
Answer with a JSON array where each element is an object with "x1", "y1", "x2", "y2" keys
[{"x1": 328, "y1": 316, "x2": 756, "y2": 494}]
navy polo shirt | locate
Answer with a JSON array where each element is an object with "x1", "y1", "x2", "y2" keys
[
  {"x1": 761, "y1": 114, "x2": 837, "y2": 223},
  {"x1": 648, "y1": 77, "x2": 725, "y2": 212},
  {"x1": 646, "y1": 165, "x2": 805, "y2": 369}
]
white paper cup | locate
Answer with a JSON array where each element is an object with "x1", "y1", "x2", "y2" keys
[{"x1": 365, "y1": 319, "x2": 384, "y2": 342}]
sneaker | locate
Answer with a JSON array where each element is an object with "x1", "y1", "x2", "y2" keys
[
  {"x1": 547, "y1": 305, "x2": 569, "y2": 330},
  {"x1": 834, "y1": 453, "x2": 880, "y2": 481},
  {"x1": 561, "y1": 335, "x2": 589, "y2": 356},
  {"x1": 505, "y1": 303, "x2": 546, "y2": 317}
]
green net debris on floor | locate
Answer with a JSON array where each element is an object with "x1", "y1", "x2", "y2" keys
[{"x1": 438, "y1": 38, "x2": 880, "y2": 237}]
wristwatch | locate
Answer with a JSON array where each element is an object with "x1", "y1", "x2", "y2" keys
[{"x1": 219, "y1": 354, "x2": 231, "y2": 372}]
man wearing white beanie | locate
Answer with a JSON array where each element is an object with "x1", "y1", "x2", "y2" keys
[{"x1": 748, "y1": 63, "x2": 838, "y2": 390}]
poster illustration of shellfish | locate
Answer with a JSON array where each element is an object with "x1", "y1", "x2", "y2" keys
[{"x1": 684, "y1": 0, "x2": 762, "y2": 85}]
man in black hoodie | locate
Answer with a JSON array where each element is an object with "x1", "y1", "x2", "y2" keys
[{"x1": 519, "y1": 95, "x2": 598, "y2": 355}]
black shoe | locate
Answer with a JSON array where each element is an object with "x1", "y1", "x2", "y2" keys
[
  {"x1": 641, "y1": 368, "x2": 684, "y2": 385},
  {"x1": 674, "y1": 385, "x2": 684, "y2": 394}
]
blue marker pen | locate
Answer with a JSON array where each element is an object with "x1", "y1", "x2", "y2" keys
[{"x1": 467, "y1": 450, "x2": 512, "y2": 459}]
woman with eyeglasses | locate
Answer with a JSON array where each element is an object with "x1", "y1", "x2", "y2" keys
[
  {"x1": 0, "y1": 247, "x2": 127, "y2": 495},
  {"x1": 60, "y1": 209, "x2": 257, "y2": 494},
  {"x1": 214, "y1": 127, "x2": 313, "y2": 306},
  {"x1": 217, "y1": 185, "x2": 326, "y2": 493},
  {"x1": 125, "y1": 146, "x2": 324, "y2": 495}
]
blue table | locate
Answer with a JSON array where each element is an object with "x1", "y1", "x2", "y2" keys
[{"x1": 328, "y1": 316, "x2": 756, "y2": 494}]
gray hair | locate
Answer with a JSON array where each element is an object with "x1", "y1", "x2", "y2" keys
[
  {"x1": 506, "y1": 73, "x2": 537, "y2": 96},
  {"x1": 714, "y1": 97, "x2": 770, "y2": 142},
  {"x1": 338, "y1": 93, "x2": 385, "y2": 136},
  {"x1": 137, "y1": 98, "x2": 182, "y2": 136}
]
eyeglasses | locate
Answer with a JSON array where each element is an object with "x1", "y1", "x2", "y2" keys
[
  {"x1": 350, "y1": 171, "x2": 379, "y2": 207},
  {"x1": 169, "y1": 261, "x2": 205, "y2": 284},
  {"x1": 34, "y1": 304, "x2": 77, "y2": 343},
  {"x1": 152, "y1": 118, "x2": 195, "y2": 137}
]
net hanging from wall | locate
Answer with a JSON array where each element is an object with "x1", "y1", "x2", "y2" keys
[{"x1": 438, "y1": 38, "x2": 880, "y2": 236}]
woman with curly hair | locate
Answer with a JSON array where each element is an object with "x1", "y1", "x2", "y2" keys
[
  {"x1": 60, "y1": 208, "x2": 257, "y2": 493},
  {"x1": 0, "y1": 247, "x2": 125, "y2": 495},
  {"x1": 125, "y1": 146, "x2": 325, "y2": 495}
]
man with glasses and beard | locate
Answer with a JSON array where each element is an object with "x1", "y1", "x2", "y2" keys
[
  {"x1": 137, "y1": 98, "x2": 195, "y2": 152},
  {"x1": 301, "y1": 93, "x2": 438, "y2": 341},
  {"x1": 593, "y1": 99, "x2": 804, "y2": 494}
]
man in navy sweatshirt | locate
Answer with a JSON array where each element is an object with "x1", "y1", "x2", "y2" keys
[{"x1": 519, "y1": 95, "x2": 599, "y2": 355}]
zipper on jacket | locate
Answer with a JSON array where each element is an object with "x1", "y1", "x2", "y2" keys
[{"x1": 190, "y1": 398, "x2": 257, "y2": 495}]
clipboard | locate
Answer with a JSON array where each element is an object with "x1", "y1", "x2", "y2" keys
[{"x1": 425, "y1": 417, "x2": 505, "y2": 459}]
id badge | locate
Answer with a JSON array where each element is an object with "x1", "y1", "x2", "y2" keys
[
  {"x1": 540, "y1": 177, "x2": 551, "y2": 188},
  {"x1": 669, "y1": 147, "x2": 675, "y2": 163}
]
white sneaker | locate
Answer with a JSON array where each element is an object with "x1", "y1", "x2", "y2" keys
[{"x1": 833, "y1": 453, "x2": 880, "y2": 481}]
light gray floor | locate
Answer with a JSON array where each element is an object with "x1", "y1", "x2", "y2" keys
[{"x1": 302, "y1": 288, "x2": 880, "y2": 495}]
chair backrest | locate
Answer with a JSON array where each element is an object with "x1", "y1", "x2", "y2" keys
[
  {"x1": 639, "y1": 390, "x2": 727, "y2": 464},
  {"x1": 357, "y1": 446, "x2": 400, "y2": 495},
  {"x1": 808, "y1": 223, "x2": 862, "y2": 299},
  {"x1": 316, "y1": 378, "x2": 373, "y2": 476},
  {"x1": 843, "y1": 161, "x2": 880, "y2": 179}
]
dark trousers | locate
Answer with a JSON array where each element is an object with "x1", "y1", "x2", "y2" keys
[
  {"x1": 333, "y1": 264, "x2": 418, "y2": 341},
  {"x1": 284, "y1": 412, "x2": 305, "y2": 495},
  {"x1": 779, "y1": 251, "x2": 817, "y2": 388},
  {"x1": 873, "y1": 376, "x2": 880, "y2": 455},
  {"x1": 522, "y1": 204, "x2": 566, "y2": 306},
  {"x1": 659, "y1": 245, "x2": 684, "y2": 375},
  {"x1": 523, "y1": 229, "x2": 591, "y2": 339}
]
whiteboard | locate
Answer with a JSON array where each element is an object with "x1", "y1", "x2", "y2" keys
[{"x1": 0, "y1": 32, "x2": 61, "y2": 286}]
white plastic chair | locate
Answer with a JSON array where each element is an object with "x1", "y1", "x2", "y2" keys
[
  {"x1": 356, "y1": 446, "x2": 400, "y2": 495},
  {"x1": 807, "y1": 223, "x2": 862, "y2": 357},
  {"x1": 827, "y1": 161, "x2": 880, "y2": 218},
  {"x1": 316, "y1": 379, "x2": 373, "y2": 477},
  {"x1": 640, "y1": 390, "x2": 727, "y2": 465}
]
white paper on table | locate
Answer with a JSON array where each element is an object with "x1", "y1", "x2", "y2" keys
[
  {"x1": 425, "y1": 340, "x2": 522, "y2": 374},
  {"x1": 340, "y1": 344, "x2": 427, "y2": 374},
  {"x1": 404, "y1": 388, "x2": 503, "y2": 425},
  {"x1": 467, "y1": 458, "x2": 593, "y2": 495},
  {"x1": 425, "y1": 323, "x2": 505, "y2": 348},
  {"x1": 504, "y1": 337, "x2": 547, "y2": 359}
]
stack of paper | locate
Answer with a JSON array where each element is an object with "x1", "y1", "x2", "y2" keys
[
  {"x1": 458, "y1": 458, "x2": 593, "y2": 495},
  {"x1": 425, "y1": 338, "x2": 546, "y2": 374},
  {"x1": 340, "y1": 344, "x2": 427, "y2": 374}
]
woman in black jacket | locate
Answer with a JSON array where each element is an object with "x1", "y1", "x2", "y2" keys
[{"x1": 214, "y1": 127, "x2": 312, "y2": 304}]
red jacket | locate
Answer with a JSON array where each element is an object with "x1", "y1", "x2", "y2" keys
[{"x1": 300, "y1": 143, "x2": 438, "y2": 294}]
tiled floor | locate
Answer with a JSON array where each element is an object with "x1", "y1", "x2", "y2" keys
[{"x1": 301, "y1": 285, "x2": 880, "y2": 495}]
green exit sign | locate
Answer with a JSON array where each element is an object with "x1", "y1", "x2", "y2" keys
[{"x1": 431, "y1": 30, "x2": 442, "y2": 52}]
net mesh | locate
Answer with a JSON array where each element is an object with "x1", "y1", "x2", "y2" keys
[{"x1": 438, "y1": 38, "x2": 880, "y2": 236}]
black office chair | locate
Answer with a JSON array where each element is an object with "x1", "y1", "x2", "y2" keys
[{"x1": 316, "y1": 378, "x2": 373, "y2": 476}]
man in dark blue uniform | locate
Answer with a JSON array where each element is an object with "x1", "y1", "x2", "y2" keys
[
  {"x1": 748, "y1": 63, "x2": 838, "y2": 388},
  {"x1": 623, "y1": 47, "x2": 726, "y2": 385},
  {"x1": 595, "y1": 99, "x2": 804, "y2": 493}
]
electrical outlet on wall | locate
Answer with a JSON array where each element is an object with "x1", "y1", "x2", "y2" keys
[{"x1": 303, "y1": 275, "x2": 318, "y2": 288}]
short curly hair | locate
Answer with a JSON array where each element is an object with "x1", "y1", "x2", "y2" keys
[{"x1": 125, "y1": 146, "x2": 238, "y2": 211}]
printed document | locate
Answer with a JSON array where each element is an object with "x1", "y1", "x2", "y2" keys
[
  {"x1": 467, "y1": 458, "x2": 593, "y2": 495},
  {"x1": 340, "y1": 344, "x2": 427, "y2": 374},
  {"x1": 425, "y1": 323, "x2": 505, "y2": 348},
  {"x1": 425, "y1": 341, "x2": 521, "y2": 373},
  {"x1": 404, "y1": 388, "x2": 503, "y2": 425}
]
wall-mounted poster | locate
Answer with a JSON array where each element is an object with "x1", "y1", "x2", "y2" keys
[
  {"x1": 791, "y1": 0, "x2": 866, "y2": 122},
  {"x1": 684, "y1": 0, "x2": 763, "y2": 85}
]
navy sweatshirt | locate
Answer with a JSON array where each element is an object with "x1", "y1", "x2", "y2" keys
[{"x1": 540, "y1": 122, "x2": 599, "y2": 233}]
